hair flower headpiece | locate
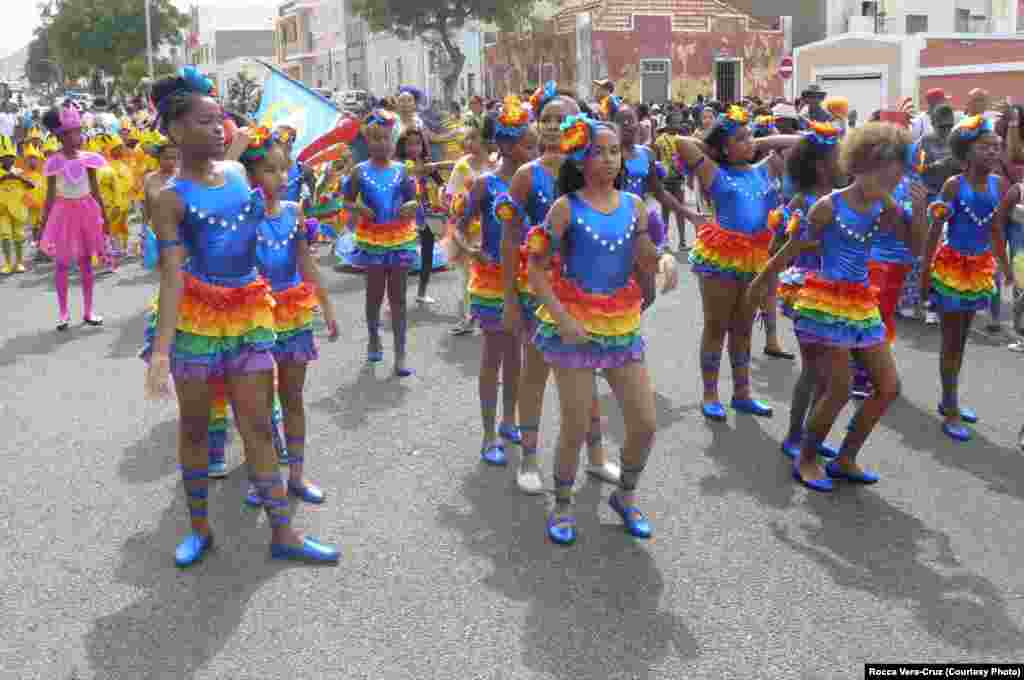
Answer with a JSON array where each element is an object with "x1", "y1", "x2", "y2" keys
[
  {"x1": 952, "y1": 114, "x2": 994, "y2": 143},
  {"x1": 560, "y1": 114, "x2": 611, "y2": 163},
  {"x1": 238, "y1": 126, "x2": 275, "y2": 163},
  {"x1": 362, "y1": 108, "x2": 398, "y2": 131},
  {"x1": 599, "y1": 95, "x2": 622, "y2": 121},
  {"x1": 274, "y1": 125, "x2": 297, "y2": 145},
  {"x1": 495, "y1": 95, "x2": 531, "y2": 141},
  {"x1": 718, "y1": 105, "x2": 750, "y2": 136},
  {"x1": 806, "y1": 120, "x2": 840, "y2": 147},
  {"x1": 529, "y1": 81, "x2": 559, "y2": 116}
]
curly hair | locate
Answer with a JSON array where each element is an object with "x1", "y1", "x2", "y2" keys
[
  {"x1": 839, "y1": 122, "x2": 910, "y2": 176},
  {"x1": 41, "y1": 108, "x2": 63, "y2": 134},
  {"x1": 151, "y1": 74, "x2": 203, "y2": 135},
  {"x1": 786, "y1": 135, "x2": 837, "y2": 194}
]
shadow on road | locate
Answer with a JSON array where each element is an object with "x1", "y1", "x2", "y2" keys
[
  {"x1": 83, "y1": 480, "x2": 314, "y2": 678},
  {"x1": 437, "y1": 465, "x2": 700, "y2": 679},
  {"x1": 435, "y1": 331, "x2": 482, "y2": 379},
  {"x1": 697, "y1": 413, "x2": 799, "y2": 511},
  {"x1": 0, "y1": 325, "x2": 90, "y2": 366},
  {"x1": 119, "y1": 419, "x2": 179, "y2": 484},
  {"x1": 312, "y1": 363, "x2": 411, "y2": 429},
  {"x1": 107, "y1": 307, "x2": 150, "y2": 360},
  {"x1": 772, "y1": 489, "x2": 1024, "y2": 654},
  {"x1": 883, "y1": 397, "x2": 1024, "y2": 502}
]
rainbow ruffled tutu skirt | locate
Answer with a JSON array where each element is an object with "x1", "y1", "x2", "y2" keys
[
  {"x1": 469, "y1": 259, "x2": 505, "y2": 332},
  {"x1": 792, "y1": 273, "x2": 885, "y2": 348},
  {"x1": 689, "y1": 222, "x2": 772, "y2": 283},
  {"x1": 350, "y1": 219, "x2": 417, "y2": 269},
  {"x1": 929, "y1": 244, "x2": 996, "y2": 312},
  {"x1": 271, "y1": 282, "x2": 319, "y2": 363},
  {"x1": 777, "y1": 266, "x2": 809, "y2": 320},
  {"x1": 140, "y1": 273, "x2": 277, "y2": 381},
  {"x1": 534, "y1": 276, "x2": 645, "y2": 369}
]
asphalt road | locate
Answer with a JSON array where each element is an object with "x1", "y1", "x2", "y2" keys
[{"x1": 2, "y1": 242, "x2": 1023, "y2": 680}]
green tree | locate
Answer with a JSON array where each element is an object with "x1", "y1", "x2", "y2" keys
[
  {"x1": 351, "y1": 0, "x2": 538, "y2": 102},
  {"x1": 25, "y1": 26, "x2": 57, "y2": 89},
  {"x1": 121, "y1": 55, "x2": 176, "y2": 92},
  {"x1": 42, "y1": 0, "x2": 188, "y2": 77}
]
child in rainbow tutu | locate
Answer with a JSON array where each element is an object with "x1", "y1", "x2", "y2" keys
[{"x1": 924, "y1": 114, "x2": 1013, "y2": 442}]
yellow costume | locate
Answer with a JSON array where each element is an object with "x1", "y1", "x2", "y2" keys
[
  {"x1": 21, "y1": 144, "x2": 46, "y2": 240},
  {"x1": 96, "y1": 134, "x2": 133, "y2": 247},
  {"x1": 0, "y1": 134, "x2": 31, "y2": 272}
]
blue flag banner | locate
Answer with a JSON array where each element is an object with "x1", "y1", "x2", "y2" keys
[{"x1": 254, "y1": 60, "x2": 342, "y2": 160}]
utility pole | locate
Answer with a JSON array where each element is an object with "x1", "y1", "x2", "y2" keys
[{"x1": 145, "y1": 0, "x2": 155, "y2": 79}]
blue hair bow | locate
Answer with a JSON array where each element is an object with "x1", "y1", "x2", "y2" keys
[
  {"x1": 398, "y1": 85, "x2": 424, "y2": 106},
  {"x1": 180, "y1": 66, "x2": 214, "y2": 96}
]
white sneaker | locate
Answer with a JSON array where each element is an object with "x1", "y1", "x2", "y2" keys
[
  {"x1": 586, "y1": 461, "x2": 621, "y2": 484},
  {"x1": 516, "y1": 465, "x2": 544, "y2": 495},
  {"x1": 415, "y1": 295, "x2": 437, "y2": 305},
  {"x1": 925, "y1": 312, "x2": 939, "y2": 325}
]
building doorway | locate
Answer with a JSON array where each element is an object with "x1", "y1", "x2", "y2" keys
[
  {"x1": 714, "y1": 59, "x2": 742, "y2": 103},
  {"x1": 640, "y1": 59, "x2": 670, "y2": 105}
]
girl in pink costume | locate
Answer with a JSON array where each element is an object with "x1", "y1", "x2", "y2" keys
[{"x1": 39, "y1": 105, "x2": 110, "y2": 330}]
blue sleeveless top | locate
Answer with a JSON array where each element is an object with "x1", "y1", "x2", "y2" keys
[
  {"x1": 622, "y1": 146, "x2": 654, "y2": 197},
  {"x1": 709, "y1": 164, "x2": 778, "y2": 234},
  {"x1": 946, "y1": 175, "x2": 999, "y2": 256},
  {"x1": 479, "y1": 173, "x2": 511, "y2": 261},
  {"x1": 284, "y1": 163, "x2": 303, "y2": 202},
  {"x1": 524, "y1": 162, "x2": 558, "y2": 227},
  {"x1": 820, "y1": 193, "x2": 884, "y2": 285},
  {"x1": 172, "y1": 162, "x2": 260, "y2": 286},
  {"x1": 345, "y1": 161, "x2": 416, "y2": 224},
  {"x1": 257, "y1": 201, "x2": 306, "y2": 292},
  {"x1": 562, "y1": 192, "x2": 640, "y2": 294},
  {"x1": 870, "y1": 175, "x2": 915, "y2": 265}
]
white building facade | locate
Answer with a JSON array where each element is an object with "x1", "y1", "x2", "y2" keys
[{"x1": 825, "y1": 0, "x2": 1018, "y2": 37}]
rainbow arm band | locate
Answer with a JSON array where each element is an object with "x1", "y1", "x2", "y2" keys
[
  {"x1": 493, "y1": 194, "x2": 526, "y2": 225},
  {"x1": 928, "y1": 201, "x2": 952, "y2": 225}
]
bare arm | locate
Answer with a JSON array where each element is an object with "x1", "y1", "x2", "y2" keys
[
  {"x1": 747, "y1": 196, "x2": 829, "y2": 306},
  {"x1": 88, "y1": 169, "x2": 110, "y2": 231},
  {"x1": 527, "y1": 197, "x2": 575, "y2": 332},
  {"x1": 501, "y1": 166, "x2": 532, "y2": 313},
  {"x1": 297, "y1": 233, "x2": 338, "y2": 335},
  {"x1": 921, "y1": 177, "x2": 960, "y2": 291},
  {"x1": 151, "y1": 188, "x2": 187, "y2": 356},
  {"x1": 992, "y1": 176, "x2": 1013, "y2": 280},
  {"x1": 40, "y1": 176, "x2": 56, "y2": 229},
  {"x1": 453, "y1": 177, "x2": 484, "y2": 255},
  {"x1": 674, "y1": 136, "x2": 719, "y2": 192}
]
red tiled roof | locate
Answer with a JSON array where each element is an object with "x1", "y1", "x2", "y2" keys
[{"x1": 553, "y1": 0, "x2": 779, "y2": 33}]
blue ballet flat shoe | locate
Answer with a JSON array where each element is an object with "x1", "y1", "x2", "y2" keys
[
  {"x1": 367, "y1": 350, "x2": 384, "y2": 363},
  {"x1": 702, "y1": 402, "x2": 727, "y2": 421},
  {"x1": 288, "y1": 481, "x2": 326, "y2": 504},
  {"x1": 792, "y1": 464, "x2": 833, "y2": 492},
  {"x1": 394, "y1": 366, "x2": 414, "y2": 378},
  {"x1": 208, "y1": 459, "x2": 228, "y2": 478},
  {"x1": 546, "y1": 512, "x2": 577, "y2": 545},
  {"x1": 244, "y1": 483, "x2": 263, "y2": 508},
  {"x1": 270, "y1": 537, "x2": 340, "y2": 563},
  {"x1": 825, "y1": 460, "x2": 880, "y2": 484},
  {"x1": 781, "y1": 437, "x2": 802, "y2": 459},
  {"x1": 175, "y1": 532, "x2": 213, "y2": 567},
  {"x1": 939, "y1": 404, "x2": 978, "y2": 424},
  {"x1": 942, "y1": 421, "x2": 972, "y2": 442},
  {"x1": 498, "y1": 423, "x2": 522, "y2": 445},
  {"x1": 818, "y1": 442, "x2": 840, "y2": 460},
  {"x1": 608, "y1": 493, "x2": 652, "y2": 539},
  {"x1": 730, "y1": 397, "x2": 773, "y2": 418},
  {"x1": 481, "y1": 442, "x2": 507, "y2": 466}
]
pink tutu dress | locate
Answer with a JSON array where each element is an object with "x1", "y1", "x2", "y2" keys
[{"x1": 39, "y1": 151, "x2": 108, "y2": 265}]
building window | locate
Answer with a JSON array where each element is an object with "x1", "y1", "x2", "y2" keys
[
  {"x1": 970, "y1": 15, "x2": 988, "y2": 33},
  {"x1": 956, "y1": 8, "x2": 970, "y2": 32},
  {"x1": 906, "y1": 14, "x2": 928, "y2": 33},
  {"x1": 467, "y1": 72, "x2": 476, "y2": 96}
]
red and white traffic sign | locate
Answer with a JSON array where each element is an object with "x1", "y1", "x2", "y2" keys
[{"x1": 778, "y1": 56, "x2": 794, "y2": 80}]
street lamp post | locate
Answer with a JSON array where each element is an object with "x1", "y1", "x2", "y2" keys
[{"x1": 145, "y1": 0, "x2": 155, "y2": 79}]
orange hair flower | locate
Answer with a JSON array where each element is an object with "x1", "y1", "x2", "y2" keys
[{"x1": 527, "y1": 226, "x2": 551, "y2": 256}]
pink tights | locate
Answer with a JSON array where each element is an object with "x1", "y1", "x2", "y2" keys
[{"x1": 56, "y1": 257, "x2": 94, "y2": 321}]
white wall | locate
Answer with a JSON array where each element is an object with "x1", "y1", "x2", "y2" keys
[{"x1": 827, "y1": 0, "x2": 1008, "y2": 36}]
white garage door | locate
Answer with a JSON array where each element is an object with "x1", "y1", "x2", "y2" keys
[{"x1": 817, "y1": 75, "x2": 883, "y2": 123}]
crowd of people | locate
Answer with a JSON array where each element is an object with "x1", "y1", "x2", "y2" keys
[{"x1": 4, "y1": 65, "x2": 1023, "y2": 566}]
